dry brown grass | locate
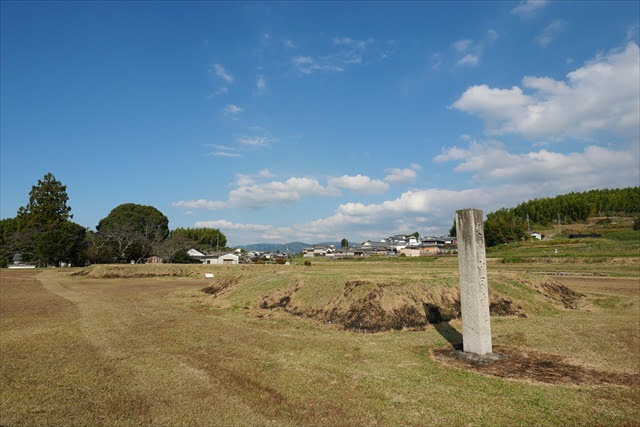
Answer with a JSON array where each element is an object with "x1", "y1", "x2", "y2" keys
[{"x1": 1, "y1": 263, "x2": 639, "y2": 425}]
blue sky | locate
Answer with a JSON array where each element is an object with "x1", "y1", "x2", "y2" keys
[{"x1": 1, "y1": 1, "x2": 639, "y2": 245}]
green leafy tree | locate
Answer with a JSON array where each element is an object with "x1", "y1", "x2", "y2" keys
[
  {"x1": 449, "y1": 220, "x2": 456, "y2": 237},
  {"x1": 341, "y1": 238, "x2": 349, "y2": 249},
  {"x1": 34, "y1": 222, "x2": 86, "y2": 266},
  {"x1": 410, "y1": 232, "x2": 419, "y2": 239},
  {"x1": 97, "y1": 203, "x2": 169, "y2": 262},
  {"x1": 484, "y1": 209, "x2": 527, "y2": 247},
  {"x1": 0, "y1": 218, "x2": 18, "y2": 267},
  {"x1": 171, "y1": 227, "x2": 227, "y2": 252},
  {"x1": 17, "y1": 173, "x2": 73, "y2": 229},
  {"x1": 11, "y1": 173, "x2": 86, "y2": 266}
]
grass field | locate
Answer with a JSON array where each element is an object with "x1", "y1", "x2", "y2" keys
[{"x1": 1, "y1": 238, "x2": 639, "y2": 426}]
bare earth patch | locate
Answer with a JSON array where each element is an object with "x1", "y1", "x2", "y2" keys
[{"x1": 432, "y1": 345, "x2": 640, "y2": 387}]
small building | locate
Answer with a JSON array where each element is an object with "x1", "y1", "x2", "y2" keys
[
  {"x1": 530, "y1": 233, "x2": 542, "y2": 240},
  {"x1": 187, "y1": 248, "x2": 205, "y2": 257},
  {"x1": 400, "y1": 246, "x2": 421, "y2": 257},
  {"x1": 420, "y1": 246, "x2": 440, "y2": 255},
  {"x1": 201, "y1": 252, "x2": 224, "y2": 264},
  {"x1": 8, "y1": 253, "x2": 36, "y2": 269},
  {"x1": 146, "y1": 256, "x2": 163, "y2": 264},
  {"x1": 219, "y1": 254, "x2": 239, "y2": 264}
]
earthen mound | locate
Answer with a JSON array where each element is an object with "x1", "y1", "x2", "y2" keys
[
  {"x1": 524, "y1": 279, "x2": 585, "y2": 309},
  {"x1": 70, "y1": 264, "x2": 197, "y2": 279},
  {"x1": 259, "y1": 280, "x2": 526, "y2": 332},
  {"x1": 201, "y1": 275, "x2": 243, "y2": 296}
]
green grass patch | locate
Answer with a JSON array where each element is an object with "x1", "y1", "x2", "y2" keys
[{"x1": 602, "y1": 230, "x2": 640, "y2": 241}]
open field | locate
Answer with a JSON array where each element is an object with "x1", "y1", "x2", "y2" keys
[{"x1": 1, "y1": 250, "x2": 639, "y2": 425}]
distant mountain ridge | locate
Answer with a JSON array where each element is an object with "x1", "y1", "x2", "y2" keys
[{"x1": 236, "y1": 241, "x2": 343, "y2": 253}]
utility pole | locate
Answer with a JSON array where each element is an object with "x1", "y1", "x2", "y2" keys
[
  {"x1": 558, "y1": 213, "x2": 562, "y2": 235},
  {"x1": 526, "y1": 213, "x2": 531, "y2": 234}
]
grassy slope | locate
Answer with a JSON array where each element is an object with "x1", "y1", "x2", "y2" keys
[{"x1": 1, "y1": 249, "x2": 639, "y2": 425}]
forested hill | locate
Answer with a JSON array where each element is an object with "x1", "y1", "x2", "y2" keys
[
  {"x1": 510, "y1": 187, "x2": 640, "y2": 225},
  {"x1": 481, "y1": 187, "x2": 640, "y2": 247}
]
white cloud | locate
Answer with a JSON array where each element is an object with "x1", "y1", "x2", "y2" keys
[
  {"x1": 535, "y1": 19, "x2": 566, "y2": 47},
  {"x1": 258, "y1": 169, "x2": 275, "y2": 178},
  {"x1": 452, "y1": 42, "x2": 640, "y2": 141},
  {"x1": 511, "y1": 0, "x2": 549, "y2": 18},
  {"x1": 256, "y1": 75, "x2": 266, "y2": 95},
  {"x1": 282, "y1": 39, "x2": 296, "y2": 49},
  {"x1": 212, "y1": 63, "x2": 234, "y2": 83},
  {"x1": 235, "y1": 174, "x2": 255, "y2": 187},
  {"x1": 199, "y1": 141, "x2": 638, "y2": 244},
  {"x1": 435, "y1": 141, "x2": 639, "y2": 189},
  {"x1": 223, "y1": 104, "x2": 244, "y2": 115},
  {"x1": 195, "y1": 219, "x2": 274, "y2": 233},
  {"x1": 228, "y1": 177, "x2": 338, "y2": 208},
  {"x1": 328, "y1": 174, "x2": 389, "y2": 195},
  {"x1": 173, "y1": 175, "x2": 340, "y2": 211},
  {"x1": 384, "y1": 164, "x2": 421, "y2": 183}
]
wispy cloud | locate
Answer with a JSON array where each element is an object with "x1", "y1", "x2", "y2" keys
[
  {"x1": 457, "y1": 54, "x2": 480, "y2": 67},
  {"x1": 212, "y1": 63, "x2": 234, "y2": 83},
  {"x1": 223, "y1": 104, "x2": 244, "y2": 115},
  {"x1": 292, "y1": 56, "x2": 343, "y2": 74},
  {"x1": 626, "y1": 23, "x2": 639, "y2": 41},
  {"x1": 535, "y1": 19, "x2": 566, "y2": 47},
  {"x1": 205, "y1": 86, "x2": 228, "y2": 100},
  {"x1": 255, "y1": 75, "x2": 267, "y2": 95},
  {"x1": 511, "y1": 0, "x2": 549, "y2": 18},
  {"x1": 291, "y1": 36, "x2": 394, "y2": 76},
  {"x1": 174, "y1": 199, "x2": 228, "y2": 210},
  {"x1": 452, "y1": 30, "x2": 498, "y2": 67},
  {"x1": 210, "y1": 151, "x2": 241, "y2": 158},
  {"x1": 430, "y1": 53, "x2": 443, "y2": 70},
  {"x1": 282, "y1": 39, "x2": 296, "y2": 49},
  {"x1": 237, "y1": 136, "x2": 271, "y2": 147},
  {"x1": 206, "y1": 144, "x2": 241, "y2": 158}
]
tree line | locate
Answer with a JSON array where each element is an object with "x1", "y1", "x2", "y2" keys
[
  {"x1": 0, "y1": 173, "x2": 227, "y2": 267},
  {"x1": 483, "y1": 187, "x2": 640, "y2": 246}
]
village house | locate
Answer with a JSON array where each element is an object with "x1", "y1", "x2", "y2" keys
[
  {"x1": 302, "y1": 245, "x2": 335, "y2": 257},
  {"x1": 399, "y1": 246, "x2": 421, "y2": 257}
]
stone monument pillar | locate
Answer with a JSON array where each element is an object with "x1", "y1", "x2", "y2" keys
[{"x1": 455, "y1": 208, "x2": 492, "y2": 355}]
